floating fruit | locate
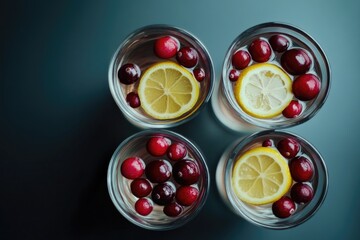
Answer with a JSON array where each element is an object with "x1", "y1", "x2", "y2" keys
[
  {"x1": 232, "y1": 50, "x2": 251, "y2": 69},
  {"x1": 145, "y1": 159, "x2": 172, "y2": 183},
  {"x1": 234, "y1": 63, "x2": 293, "y2": 118},
  {"x1": 281, "y1": 48, "x2": 312, "y2": 75},
  {"x1": 154, "y1": 36, "x2": 179, "y2": 59},
  {"x1": 121, "y1": 157, "x2": 145, "y2": 179},
  {"x1": 176, "y1": 46, "x2": 198, "y2": 68},
  {"x1": 173, "y1": 160, "x2": 200, "y2": 185},
  {"x1": 232, "y1": 147, "x2": 292, "y2": 205},
  {"x1": 289, "y1": 156, "x2": 314, "y2": 182},
  {"x1": 282, "y1": 100, "x2": 303, "y2": 118},
  {"x1": 138, "y1": 61, "x2": 200, "y2": 120},
  {"x1": 277, "y1": 138, "x2": 300, "y2": 159},
  {"x1": 118, "y1": 63, "x2": 141, "y2": 85},
  {"x1": 248, "y1": 39, "x2": 272, "y2": 62},
  {"x1": 269, "y1": 34, "x2": 289, "y2": 52},
  {"x1": 272, "y1": 196, "x2": 296, "y2": 218},
  {"x1": 292, "y1": 74, "x2": 321, "y2": 101}
]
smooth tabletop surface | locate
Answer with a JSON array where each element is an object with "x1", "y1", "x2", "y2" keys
[{"x1": 1, "y1": 0, "x2": 360, "y2": 239}]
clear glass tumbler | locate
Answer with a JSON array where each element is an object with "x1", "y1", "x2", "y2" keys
[
  {"x1": 211, "y1": 22, "x2": 331, "y2": 132},
  {"x1": 216, "y1": 130, "x2": 328, "y2": 229},
  {"x1": 107, "y1": 129, "x2": 210, "y2": 230},
  {"x1": 109, "y1": 25, "x2": 215, "y2": 129}
]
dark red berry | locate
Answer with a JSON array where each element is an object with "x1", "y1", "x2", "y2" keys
[
  {"x1": 262, "y1": 139, "x2": 273, "y2": 147},
  {"x1": 151, "y1": 182, "x2": 175, "y2": 205},
  {"x1": 147, "y1": 136, "x2": 170, "y2": 156},
  {"x1": 289, "y1": 156, "x2": 314, "y2": 182},
  {"x1": 193, "y1": 68, "x2": 205, "y2": 82},
  {"x1": 269, "y1": 34, "x2": 290, "y2": 52},
  {"x1": 118, "y1": 63, "x2": 141, "y2": 85},
  {"x1": 248, "y1": 39, "x2": 272, "y2": 62},
  {"x1": 281, "y1": 48, "x2": 312, "y2": 75},
  {"x1": 229, "y1": 69, "x2": 240, "y2": 82},
  {"x1": 130, "y1": 178, "x2": 152, "y2": 198},
  {"x1": 272, "y1": 196, "x2": 296, "y2": 218},
  {"x1": 175, "y1": 186, "x2": 199, "y2": 206},
  {"x1": 135, "y1": 198, "x2": 153, "y2": 216},
  {"x1": 290, "y1": 182, "x2": 314, "y2": 204},
  {"x1": 282, "y1": 100, "x2": 303, "y2": 118},
  {"x1": 120, "y1": 157, "x2": 145, "y2": 179},
  {"x1": 292, "y1": 74, "x2": 321, "y2": 101},
  {"x1": 126, "y1": 92, "x2": 141, "y2": 108},
  {"x1": 167, "y1": 142, "x2": 187, "y2": 161},
  {"x1": 231, "y1": 50, "x2": 251, "y2": 69},
  {"x1": 154, "y1": 36, "x2": 179, "y2": 59},
  {"x1": 163, "y1": 202, "x2": 183, "y2": 217},
  {"x1": 145, "y1": 159, "x2": 172, "y2": 183},
  {"x1": 173, "y1": 160, "x2": 200, "y2": 185},
  {"x1": 176, "y1": 46, "x2": 198, "y2": 68},
  {"x1": 277, "y1": 138, "x2": 300, "y2": 159}
]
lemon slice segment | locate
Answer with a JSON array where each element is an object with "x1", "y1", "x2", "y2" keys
[
  {"x1": 232, "y1": 147, "x2": 292, "y2": 205},
  {"x1": 234, "y1": 63, "x2": 293, "y2": 118},
  {"x1": 138, "y1": 61, "x2": 200, "y2": 120}
]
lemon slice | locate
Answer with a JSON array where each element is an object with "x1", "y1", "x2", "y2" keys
[
  {"x1": 232, "y1": 147, "x2": 292, "y2": 205},
  {"x1": 138, "y1": 61, "x2": 200, "y2": 120},
  {"x1": 234, "y1": 63, "x2": 293, "y2": 118}
]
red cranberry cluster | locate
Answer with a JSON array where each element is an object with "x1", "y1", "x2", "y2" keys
[
  {"x1": 154, "y1": 36, "x2": 205, "y2": 82},
  {"x1": 117, "y1": 35, "x2": 206, "y2": 110},
  {"x1": 229, "y1": 34, "x2": 321, "y2": 119},
  {"x1": 262, "y1": 138, "x2": 315, "y2": 218},
  {"x1": 120, "y1": 136, "x2": 201, "y2": 217}
]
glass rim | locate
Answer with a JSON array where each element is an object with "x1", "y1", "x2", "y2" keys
[
  {"x1": 221, "y1": 21, "x2": 331, "y2": 129},
  {"x1": 107, "y1": 129, "x2": 210, "y2": 230},
  {"x1": 223, "y1": 130, "x2": 329, "y2": 229},
  {"x1": 108, "y1": 24, "x2": 215, "y2": 129}
]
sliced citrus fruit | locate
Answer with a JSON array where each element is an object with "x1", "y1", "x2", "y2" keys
[
  {"x1": 234, "y1": 63, "x2": 293, "y2": 118},
  {"x1": 138, "y1": 61, "x2": 200, "y2": 120},
  {"x1": 232, "y1": 147, "x2": 292, "y2": 205}
]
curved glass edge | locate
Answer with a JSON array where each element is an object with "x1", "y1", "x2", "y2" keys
[
  {"x1": 221, "y1": 130, "x2": 329, "y2": 229},
  {"x1": 107, "y1": 129, "x2": 210, "y2": 230},
  {"x1": 221, "y1": 22, "x2": 331, "y2": 130},
  {"x1": 108, "y1": 24, "x2": 215, "y2": 129}
]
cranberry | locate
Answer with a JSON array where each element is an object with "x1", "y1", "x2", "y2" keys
[
  {"x1": 193, "y1": 67, "x2": 205, "y2": 82},
  {"x1": 154, "y1": 36, "x2": 179, "y2": 59},
  {"x1": 292, "y1": 74, "x2": 321, "y2": 101},
  {"x1": 167, "y1": 142, "x2": 187, "y2": 161},
  {"x1": 120, "y1": 157, "x2": 145, "y2": 179},
  {"x1": 289, "y1": 156, "x2": 314, "y2": 182},
  {"x1": 231, "y1": 50, "x2": 251, "y2": 70},
  {"x1": 145, "y1": 159, "x2": 172, "y2": 183},
  {"x1": 130, "y1": 178, "x2": 152, "y2": 198},
  {"x1": 147, "y1": 136, "x2": 170, "y2": 156},
  {"x1": 282, "y1": 100, "x2": 303, "y2": 118},
  {"x1": 163, "y1": 202, "x2": 183, "y2": 217},
  {"x1": 176, "y1": 186, "x2": 199, "y2": 206},
  {"x1": 277, "y1": 138, "x2": 300, "y2": 159},
  {"x1": 248, "y1": 39, "x2": 272, "y2": 62},
  {"x1": 290, "y1": 182, "x2": 314, "y2": 204},
  {"x1": 151, "y1": 182, "x2": 175, "y2": 205},
  {"x1": 176, "y1": 46, "x2": 198, "y2": 68},
  {"x1": 135, "y1": 198, "x2": 153, "y2": 216},
  {"x1": 118, "y1": 63, "x2": 141, "y2": 85},
  {"x1": 262, "y1": 139, "x2": 273, "y2": 147},
  {"x1": 229, "y1": 69, "x2": 240, "y2": 82},
  {"x1": 126, "y1": 92, "x2": 141, "y2": 108},
  {"x1": 173, "y1": 160, "x2": 200, "y2": 185},
  {"x1": 281, "y1": 48, "x2": 312, "y2": 75},
  {"x1": 272, "y1": 196, "x2": 296, "y2": 218},
  {"x1": 269, "y1": 34, "x2": 290, "y2": 52}
]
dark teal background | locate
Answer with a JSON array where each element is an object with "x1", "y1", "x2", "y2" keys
[{"x1": 1, "y1": 0, "x2": 359, "y2": 239}]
